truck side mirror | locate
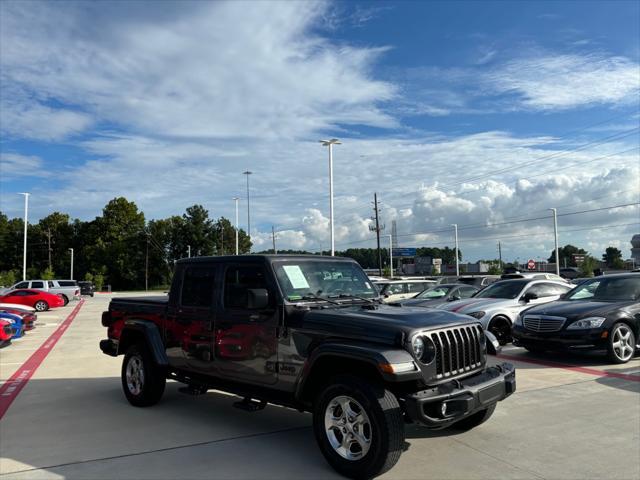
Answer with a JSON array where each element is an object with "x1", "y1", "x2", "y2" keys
[{"x1": 248, "y1": 288, "x2": 269, "y2": 309}]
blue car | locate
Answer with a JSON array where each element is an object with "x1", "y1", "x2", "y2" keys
[{"x1": 0, "y1": 312, "x2": 24, "y2": 338}]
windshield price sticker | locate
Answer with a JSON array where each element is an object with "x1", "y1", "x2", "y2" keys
[{"x1": 282, "y1": 265, "x2": 310, "y2": 289}]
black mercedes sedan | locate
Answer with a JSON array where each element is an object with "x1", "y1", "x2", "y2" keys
[{"x1": 512, "y1": 273, "x2": 640, "y2": 364}]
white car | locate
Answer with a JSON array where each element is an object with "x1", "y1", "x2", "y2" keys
[
  {"x1": 437, "y1": 279, "x2": 573, "y2": 344},
  {"x1": 375, "y1": 279, "x2": 436, "y2": 303}
]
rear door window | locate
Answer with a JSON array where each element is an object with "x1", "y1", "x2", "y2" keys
[
  {"x1": 180, "y1": 267, "x2": 216, "y2": 308},
  {"x1": 31, "y1": 281, "x2": 44, "y2": 289}
]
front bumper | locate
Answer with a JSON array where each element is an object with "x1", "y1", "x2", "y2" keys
[
  {"x1": 100, "y1": 338, "x2": 118, "y2": 356},
  {"x1": 512, "y1": 325, "x2": 608, "y2": 350},
  {"x1": 402, "y1": 363, "x2": 516, "y2": 429}
]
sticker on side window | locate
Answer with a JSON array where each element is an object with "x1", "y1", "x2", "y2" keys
[{"x1": 282, "y1": 265, "x2": 310, "y2": 289}]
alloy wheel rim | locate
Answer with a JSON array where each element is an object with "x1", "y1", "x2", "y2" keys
[
  {"x1": 126, "y1": 355, "x2": 145, "y2": 395},
  {"x1": 324, "y1": 395, "x2": 372, "y2": 461},
  {"x1": 35, "y1": 301, "x2": 46, "y2": 311},
  {"x1": 612, "y1": 325, "x2": 634, "y2": 361}
]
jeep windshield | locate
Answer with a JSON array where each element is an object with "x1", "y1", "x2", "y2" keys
[
  {"x1": 273, "y1": 260, "x2": 378, "y2": 302},
  {"x1": 473, "y1": 280, "x2": 529, "y2": 299}
]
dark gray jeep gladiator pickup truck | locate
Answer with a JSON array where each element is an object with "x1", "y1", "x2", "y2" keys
[{"x1": 100, "y1": 255, "x2": 515, "y2": 479}]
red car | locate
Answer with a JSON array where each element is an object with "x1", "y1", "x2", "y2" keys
[
  {"x1": 0, "y1": 307, "x2": 36, "y2": 331},
  {"x1": 0, "y1": 289, "x2": 64, "y2": 312},
  {"x1": 0, "y1": 319, "x2": 13, "y2": 347}
]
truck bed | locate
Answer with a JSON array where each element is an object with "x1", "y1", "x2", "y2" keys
[{"x1": 109, "y1": 296, "x2": 168, "y2": 315}]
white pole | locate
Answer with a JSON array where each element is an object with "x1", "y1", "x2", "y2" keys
[
  {"x1": 453, "y1": 224, "x2": 459, "y2": 276},
  {"x1": 69, "y1": 248, "x2": 74, "y2": 280},
  {"x1": 234, "y1": 197, "x2": 239, "y2": 255},
  {"x1": 187, "y1": 245, "x2": 191, "y2": 258},
  {"x1": 388, "y1": 234, "x2": 393, "y2": 279},
  {"x1": 328, "y1": 143, "x2": 335, "y2": 256},
  {"x1": 19, "y1": 193, "x2": 30, "y2": 281},
  {"x1": 549, "y1": 208, "x2": 560, "y2": 275}
]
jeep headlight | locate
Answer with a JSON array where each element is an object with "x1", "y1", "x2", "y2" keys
[
  {"x1": 566, "y1": 317, "x2": 606, "y2": 330},
  {"x1": 468, "y1": 311, "x2": 485, "y2": 319},
  {"x1": 412, "y1": 336, "x2": 425, "y2": 359}
]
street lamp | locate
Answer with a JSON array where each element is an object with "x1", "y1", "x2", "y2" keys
[
  {"x1": 69, "y1": 248, "x2": 74, "y2": 280},
  {"x1": 18, "y1": 193, "x2": 30, "y2": 281},
  {"x1": 452, "y1": 224, "x2": 459, "y2": 276},
  {"x1": 549, "y1": 208, "x2": 560, "y2": 275},
  {"x1": 243, "y1": 171, "x2": 252, "y2": 252},
  {"x1": 233, "y1": 197, "x2": 240, "y2": 255},
  {"x1": 319, "y1": 138, "x2": 341, "y2": 256}
]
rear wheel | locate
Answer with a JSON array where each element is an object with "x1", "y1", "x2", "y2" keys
[
  {"x1": 488, "y1": 316, "x2": 512, "y2": 345},
  {"x1": 313, "y1": 375, "x2": 404, "y2": 479},
  {"x1": 121, "y1": 344, "x2": 166, "y2": 407},
  {"x1": 34, "y1": 300, "x2": 49, "y2": 312},
  {"x1": 607, "y1": 323, "x2": 636, "y2": 364},
  {"x1": 59, "y1": 294, "x2": 69, "y2": 306}
]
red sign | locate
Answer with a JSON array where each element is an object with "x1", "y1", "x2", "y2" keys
[{"x1": 527, "y1": 259, "x2": 536, "y2": 270}]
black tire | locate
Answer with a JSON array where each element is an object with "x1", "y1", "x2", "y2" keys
[
  {"x1": 450, "y1": 404, "x2": 496, "y2": 431},
  {"x1": 524, "y1": 345, "x2": 546, "y2": 354},
  {"x1": 313, "y1": 375, "x2": 404, "y2": 480},
  {"x1": 488, "y1": 316, "x2": 512, "y2": 346},
  {"x1": 607, "y1": 322, "x2": 636, "y2": 364},
  {"x1": 60, "y1": 295, "x2": 69, "y2": 306},
  {"x1": 34, "y1": 300, "x2": 49, "y2": 312},
  {"x1": 121, "y1": 344, "x2": 166, "y2": 407}
]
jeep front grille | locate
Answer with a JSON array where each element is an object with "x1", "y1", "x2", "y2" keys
[
  {"x1": 429, "y1": 324, "x2": 484, "y2": 379},
  {"x1": 523, "y1": 315, "x2": 566, "y2": 332}
]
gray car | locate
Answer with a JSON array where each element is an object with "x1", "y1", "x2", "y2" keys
[
  {"x1": 0, "y1": 279, "x2": 79, "y2": 306},
  {"x1": 397, "y1": 284, "x2": 479, "y2": 307}
]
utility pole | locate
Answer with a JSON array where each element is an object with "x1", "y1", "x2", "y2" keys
[
  {"x1": 452, "y1": 224, "x2": 459, "y2": 276},
  {"x1": 46, "y1": 227, "x2": 52, "y2": 270},
  {"x1": 187, "y1": 245, "x2": 191, "y2": 258},
  {"x1": 243, "y1": 170, "x2": 252, "y2": 252},
  {"x1": 498, "y1": 241, "x2": 502, "y2": 270},
  {"x1": 19, "y1": 192, "x2": 29, "y2": 281},
  {"x1": 220, "y1": 224, "x2": 224, "y2": 255},
  {"x1": 388, "y1": 234, "x2": 394, "y2": 279},
  {"x1": 369, "y1": 193, "x2": 385, "y2": 276},
  {"x1": 233, "y1": 197, "x2": 240, "y2": 255},
  {"x1": 272, "y1": 226, "x2": 277, "y2": 254},
  {"x1": 549, "y1": 208, "x2": 560, "y2": 276},
  {"x1": 68, "y1": 248, "x2": 74, "y2": 280},
  {"x1": 145, "y1": 236, "x2": 149, "y2": 291}
]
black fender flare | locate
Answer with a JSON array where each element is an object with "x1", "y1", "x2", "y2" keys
[
  {"x1": 294, "y1": 341, "x2": 418, "y2": 402},
  {"x1": 118, "y1": 319, "x2": 168, "y2": 367}
]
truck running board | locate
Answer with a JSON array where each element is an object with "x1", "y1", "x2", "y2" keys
[
  {"x1": 178, "y1": 385, "x2": 208, "y2": 396},
  {"x1": 233, "y1": 397, "x2": 267, "y2": 412}
]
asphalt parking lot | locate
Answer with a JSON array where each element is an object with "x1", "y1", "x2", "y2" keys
[{"x1": 1, "y1": 294, "x2": 639, "y2": 480}]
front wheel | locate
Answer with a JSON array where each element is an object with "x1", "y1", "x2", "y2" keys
[
  {"x1": 121, "y1": 344, "x2": 166, "y2": 407},
  {"x1": 313, "y1": 375, "x2": 404, "y2": 479},
  {"x1": 488, "y1": 316, "x2": 512, "y2": 345},
  {"x1": 450, "y1": 404, "x2": 496, "y2": 431},
  {"x1": 607, "y1": 323, "x2": 636, "y2": 364},
  {"x1": 34, "y1": 300, "x2": 49, "y2": 312}
]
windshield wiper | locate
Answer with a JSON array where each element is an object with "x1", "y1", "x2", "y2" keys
[
  {"x1": 298, "y1": 292, "x2": 340, "y2": 305},
  {"x1": 328, "y1": 293, "x2": 379, "y2": 304}
]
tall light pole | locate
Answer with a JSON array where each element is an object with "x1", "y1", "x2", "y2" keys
[
  {"x1": 549, "y1": 208, "x2": 560, "y2": 275},
  {"x1": 69, "y1": 248, "x2": 74, "y2": 280},
  {"x1": 388, "y1": 234, "x2": 394, "y2": 279},
  {"x1": 18, "y1": 193, "x2": 30, "y2": 281},
  {"x1": 320, "y1": 139, "x2": 341, "y2": 256},
  {"x1": 233, "y1": 197, "x2": 240, "y2": 255},
  {"x1": 452, "y1": 224, "x2": 459, "y2": 276},
  {"x1": 243, "y1": 171, "x2": 252, "y2": 252}
]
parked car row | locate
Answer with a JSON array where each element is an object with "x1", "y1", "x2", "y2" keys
[
  {"x1": 0, "y1": 279, "x2": 81, "y2": 305},
  {"x1": 0, "y1": 303, "x2": 38, "y2": 348}
]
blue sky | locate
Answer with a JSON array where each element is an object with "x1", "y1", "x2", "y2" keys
[{"x1": 0, "y1": 0, "x2": 638, "y2": 262}]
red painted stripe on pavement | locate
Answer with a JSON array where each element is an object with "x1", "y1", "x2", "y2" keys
[
  {"x1": 497, "y1": 353, "x2": 640, "y2": 382},
  {"x1": 0, "y1": 300, "x2": 85, "y2": 420}
]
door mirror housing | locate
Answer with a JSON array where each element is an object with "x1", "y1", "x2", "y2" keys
[
  {"x1": 449, "y1": 295, "x2": 461, "y2": 301},
  {"x1": 522, "y1": 292, "x2": 538, "y2": 303},
  {"x1": 247, "y1": 289, "x2": 269, "y2": 309}
]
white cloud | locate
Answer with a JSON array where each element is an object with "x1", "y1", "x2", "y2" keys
[{"x1": 0, "y1": 152, "x2": 48, "y2": 177}]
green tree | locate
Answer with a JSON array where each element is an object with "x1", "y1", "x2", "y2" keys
[
  {"x1": 602, "y1": 247, "x2": 624, "y2": 269},
  {"x1": 212, "y1": 217, "x2": 251, "y2": 255},
  {"x1": 41, "y1": 267, "x2": 55, "y2": 280},
  {"x1": 579, "y1": 256, "x2": 598, "y2": 277},
  {"x1": 548, "y1": 244, "x2": 587, "y2": 267}
]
